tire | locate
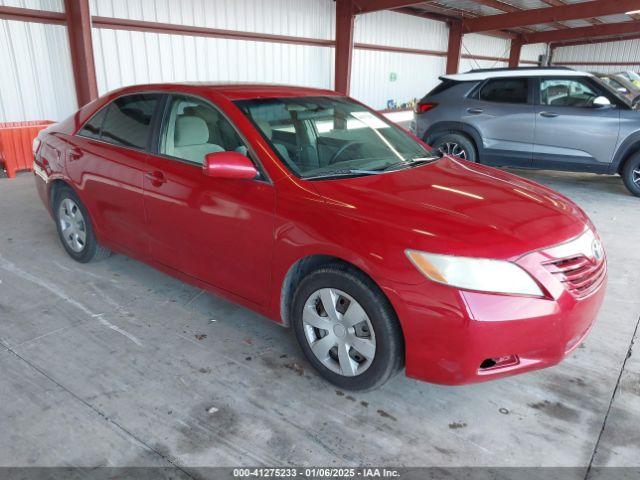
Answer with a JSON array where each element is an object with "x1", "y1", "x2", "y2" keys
[
  {"x1": 53, "y1": 186, "x2": 111, "y2": 263},
  {"x1": 291, "y1": 264, "x2": 404, "y2": 391},
  {"x1": 621, "y1": 153, "x2": 640, "y2": 197},
  {"x1": 432, "y1": 133, "x2": 477, "y2": 162}
]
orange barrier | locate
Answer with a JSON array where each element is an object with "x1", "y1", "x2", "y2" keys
[{"x1": 0, "y1": 121, "x2": 53, "y2": 178}]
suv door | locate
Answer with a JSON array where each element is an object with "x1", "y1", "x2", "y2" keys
[
  {"x1": 533, "y1": 76, "x2": 621, "y2": 171},
  {"x1": 143, "y1": 93, "x2": 275, "y2": 306},
  {"x1": 464, "y1": 77, "x2": 534, "y2": 167},
  {"x1": 68, "y1": 93, "x2": 162, "y2": 255}
]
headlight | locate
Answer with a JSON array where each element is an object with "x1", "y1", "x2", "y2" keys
[{"x1": 406, "y1": 250, "x2": 544, "y2": 297}]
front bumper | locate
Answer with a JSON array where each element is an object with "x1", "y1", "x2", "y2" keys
[{"x1": 383, "y1": 245, "x2": 607, "y2": 385}]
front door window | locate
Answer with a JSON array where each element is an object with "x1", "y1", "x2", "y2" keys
[{"x1": 160, "y1": 96, "x2": 246, "y2": 164}]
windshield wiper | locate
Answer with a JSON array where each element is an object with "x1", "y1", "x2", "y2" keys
[
  {"x1": 303, "y1": 169, "x2": 383, "y2": 180},
  {"x1": 381, "y1": 154, "x2": 440, "y2": 172}
]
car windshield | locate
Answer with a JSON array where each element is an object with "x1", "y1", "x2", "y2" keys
[
  {"x1": 593, "y1": 77, "x2": 633, "y2": 106},
  {"x1": 234, "y1": 96, "x2": 437, "y2": 179},
  {"x1": 624, "y1": 71, "x2": 640, "y2": 82}
]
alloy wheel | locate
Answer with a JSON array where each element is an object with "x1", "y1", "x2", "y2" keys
[
  {"x1": 438, "y1": 142, "x2": 467, "y2": 159},
  {"x1": 58, "y1": 198, "x2": 87, "y2": 253},
  {"x1": 302, "y1": 288, "x2": 376, "y2": 377},
  {"x1": 634, "y1": 168, "x2": 640, "y2": 185}
]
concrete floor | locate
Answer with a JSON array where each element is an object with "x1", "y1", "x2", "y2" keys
[{"x1": 0, "y1": 170, "x2": 638, "y2": 473}]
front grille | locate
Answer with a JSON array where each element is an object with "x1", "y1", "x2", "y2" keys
[{"x1": 544, "y1": 255, "x2": 606, "y2": 299}]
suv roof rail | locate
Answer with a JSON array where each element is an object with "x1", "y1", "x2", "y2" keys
[{"x1": 466, "y1": 66, "x2": 574, "y2": 73}]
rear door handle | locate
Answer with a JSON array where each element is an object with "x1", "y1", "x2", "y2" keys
[
  {"x1": 144, "y1": 170, "x2": 167, "y2": 186},
  {"x1": 539, "y1": 111, "x2": 559, "y2": 118},
  {"x1": 467, "y1": 108, "x2": 484, "y2": 114}
]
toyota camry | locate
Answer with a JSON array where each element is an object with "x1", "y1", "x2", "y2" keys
[{"x1": 33, "y1": 83, "x2": 607, "y2": 390}]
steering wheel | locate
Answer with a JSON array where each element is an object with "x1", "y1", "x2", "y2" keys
[{"x1": 328, "y1": 141, "x2": 363, "y2": 165}]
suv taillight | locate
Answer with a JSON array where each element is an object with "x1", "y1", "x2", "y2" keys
[{"x1": 415, "y1": 102, "x2": 437, "y2": 114}]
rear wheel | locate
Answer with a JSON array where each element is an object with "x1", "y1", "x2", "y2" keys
[
  {"x1": 54, "y1": 186, "x2": 111, "y2": 263},
  {"x1": 291, "y1": 265, "x2": 403, "y2": 391},
  {"x1": 432, "y1": 133, "x2": 477, "y2": 162},
  {"x1": 621, "y1": 153, "x2": 640, "y2": 197}
]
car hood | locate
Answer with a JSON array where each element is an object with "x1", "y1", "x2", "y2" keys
[{"x1": 310, "y1": 157, "x2": 590, "y2": 260}]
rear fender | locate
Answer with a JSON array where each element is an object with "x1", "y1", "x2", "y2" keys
[{"x1": 424, "y1": 121, "x2": 484, "y2": 160}]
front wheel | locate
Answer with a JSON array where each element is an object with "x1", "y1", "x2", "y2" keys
[
  {"x1": 432, "y1": 133, "x2": 477, "y2": 162},
  {"x1": 291, "y1": 265, "x2": 403, "y2": 391},
  {"x1": 622, "y1": 153, "x2": 640, "y2": 197}
]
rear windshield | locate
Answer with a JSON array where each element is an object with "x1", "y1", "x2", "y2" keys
[{"x1": 426, "y1": 79, "x2": 459, "y2": 96}]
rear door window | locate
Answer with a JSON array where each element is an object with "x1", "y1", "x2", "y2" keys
[
  {"x1": 78, "y1": 106, "x2": 108, "y2": 140},
  {"x1": 479, "y1": 78, "x2": 529, "y2": 104},
  {"x1": 98, "y1": 94, "x2": 160, "y2": 149}
]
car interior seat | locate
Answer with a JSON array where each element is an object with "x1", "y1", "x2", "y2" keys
[
  {"x1": 172, "y1": 115, "x2": 224, "y2": 163},
  {"x1": 182, "y1": 105, "x2": 240, "y2": 150}
]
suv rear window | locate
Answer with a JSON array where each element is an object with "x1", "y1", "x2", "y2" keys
[
  {"x1": 479, "y1": 78, "x2": 528, "y2": 104},
  {"x1": 426, "y1": 79, "x2": 458, "y2": 96}
]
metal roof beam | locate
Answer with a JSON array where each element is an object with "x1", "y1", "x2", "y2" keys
[
  {"x1": 0, "y1": 5, "x2": 66, "y2": 24},
  {"x1": 523, "y1": 21, "x2": 640, "y2": 44},
  {"x1": 354, "y1": 0, "x2": 427, "y2": 14},
  {"x1": 464, "y1": 0, "x2": 640, "y2": 33}
]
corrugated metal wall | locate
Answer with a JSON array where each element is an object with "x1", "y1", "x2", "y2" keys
[
  {"x1": 521, "y1": 42, "x2": 547, "y2": 65},
  {"x1": 459, "y1": 33, "x2": 510, "y2": 72},
  {"x1": 1, "y1": 0, "x2": 546, "y2": 119},
  {"x1": 351, "y1": 49, "x2": 446, "y2": 109},
  {"x1": 352, "y1": 11, "x2": 447, "y2": 108},
  {"x1": 0, "y1": 0, "x2": 62, "y2": 11},
  {"x1": 354, "y1": 10, "x2": 448, "y2": 50},
  {"x1": 0, "y1": 0, "x2": 76, "y2": 122},
  {"x1": 553, "y1": 39, "x2": 640, "y2": 73},
  {"x1": 352, "y1": 12, "x2": 523, "y2": 109},
  {"x1": 92, "y1": 30, "x2": 334, "y2": 93},
  {"x1": 90, "y1": 0, "x2": 336, "y2": 100},
  {"x1": 0, "y1": 20, "x2": 76, "y2": 122}
]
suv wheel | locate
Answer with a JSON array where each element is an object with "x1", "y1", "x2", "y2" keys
[
  {"x1": 433, "y1": 133, "x2": 476, "y2": 162},
  {"x1": 291, "y1": 265, "x2": 403, "y2": 391},
  {"x1": 622, "y1": 153, "x2": 640, "y2": 197}
]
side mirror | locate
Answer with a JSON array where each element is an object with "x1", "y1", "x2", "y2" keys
[
  {"x1": 592, "y1": 96, "x2": 612, "y2": 107},
  {"x1": 203, "y1": 151, "x2": 258, "y2": 180},
  {"x1": 617, "y1": 87, "x2": 629, "y2": 94}
]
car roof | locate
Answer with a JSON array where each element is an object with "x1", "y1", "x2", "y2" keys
[
  {"x1": 111, "y1": 82, "x2": 340, "y2": 100},
  {"x1": 442, "y1": 68, "x2": 592, "y2": 82}
]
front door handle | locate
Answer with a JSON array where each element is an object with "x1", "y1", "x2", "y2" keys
[
  {"x1": 144, "y1": 170, "x2": 167, "y2": 186},
  {"x1": 467, "y1": 108, "x2": 484, "y2": 114},
  {"x1": 539, "y1": 111, "x2": 559, "y2": 118}
]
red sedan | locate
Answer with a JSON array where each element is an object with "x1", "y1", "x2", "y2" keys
[{"x1": 33, "y1": 83, "x2": 607, "y2": 390}]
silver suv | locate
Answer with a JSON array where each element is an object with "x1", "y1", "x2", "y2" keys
[{"x1": 411, "y1": 67, "x2": 640, "y2": 197}]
